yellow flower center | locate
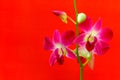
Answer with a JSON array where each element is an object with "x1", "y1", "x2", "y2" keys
[
  {"x1": 84, "y1": 30, "x2": 98, "y2": 42},
  {"x1": 55, "y1": 43, "x2": 65, "y2": 55}
]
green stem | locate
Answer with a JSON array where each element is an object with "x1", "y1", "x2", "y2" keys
[
  {"x1": 67, "y1": 16, "x2": 76, "y2": 24},
  {"x1": 73, "y1": 0, "x2": 84, "y2": 80},
  {"x1": 80, "y1": 67, "x2": 83, "y2": 80}
]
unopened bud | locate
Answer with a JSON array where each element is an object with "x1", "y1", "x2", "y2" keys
[
  {"x1": 53, "y1": 10, "x2": 68, "y2": 24},
  {"x1": 77, "y1": 13, "x2": 86, "y2": 23}
]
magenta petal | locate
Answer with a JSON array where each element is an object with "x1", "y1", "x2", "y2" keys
[
  {"x1": 93, "y1": 18, "x2": 102, "y2": 31},
  {"x1": 53, "y1": 10, "x2": 66, "y2": 16},
  {"x1": 74, "y1": 33, "x2": 86, "y2": 46},
  {"x1": 49, "y1": 49, "x2": 58, "y2": 66},
  {"x1": 53, "y1": 30, "x2": 61, "y2": 43},
  {"x1": 62, "y1": 30, "x2": 75, "y2": 46},
  {"x1": 94, "y1": 41, "x2": 110, "y2": 55},
  {"x1": 78, "y1": 17, "x2": 93, "y2": 32},
  {"x1": 66, "y1": 48, "x2": 76, "y2": 59},
  {"x1": 43, "y1": 37, "x2": 54, "y2": 50},
  {"x1": 99, "y1": 28, "x2": 113, "y2": 42}
]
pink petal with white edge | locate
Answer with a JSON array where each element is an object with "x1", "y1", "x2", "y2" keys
[
  {"x1": 78, "y1": 17, "x2": 93, "y2": 32},
  {"x1": 43, "y1": 37, "x2": 54, "y2": 50},
  {"x1": 53, "y1": 30, "x2": 61, "y2": 43},
  {"x1": 73, "y1": 33, "x2": 86, "y2": 46},
  {"x1": 66, "y1": 48, "x2": 76, "y2": 59},
  {"x1": 93, "y1": 18, "x2": 102, "y2": 31},
  {"x1": 99, "y1": 28, "x2": 113, "y2": 42},
  {"x1": 62, "y1": 30, "x2": 75, "y2": 46},
  {"x1": 94, "y1": 41, "x2": 110, "y2": 55},
  {"x1": 49, "y1": 49, "x2": 58, "y2": 66}
]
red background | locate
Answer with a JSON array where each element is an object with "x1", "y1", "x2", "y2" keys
[{"x1": 0, "y1": 0, "x2": 119, "y2": 80}]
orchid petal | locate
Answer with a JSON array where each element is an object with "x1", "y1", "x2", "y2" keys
[
  {"x1": 78, "y1": 47, "x2": 91, "y2": 59},
  {"x1": 94, "y1": 41, "x2": 110, "y2": 55},
  {"x1": 88, "y1": 54, "x2": 94, "y2": 70},
  {"x1": 49, "y1": 49, "x2": 58, "y2": 66},
  {"x1": 62, "y1": 30, "x2": 75, "y2": 46},
  {"x1": 66, "y1": 48, "x2": 76, "y2": 59},
  {"x1": 74, "y1": 33, "x2": 86, "y2": 46},
  {"x1": 43, "y1": 37, "x2": 54, "y2": 50},
  {"x1": 93, "y1": 18, "x2": 102, "y2": 31},
  {"x1": 99, "y1": 28, "x2": 113, "y2": 42},
  {"x1": 53, "y1": 30, "x2": 61, "y2": 43},
  {"x1": 53, "y1": 10, "x2": 67, "y2": 24},
  {"x1": 78, "y1": 17, "x2": 93, "y2": 32}
]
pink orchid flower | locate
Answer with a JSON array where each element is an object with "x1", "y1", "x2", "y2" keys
[
  {"x1": 44, "y1": 30, "x2": 76, "y2": 66},
  {"x1": 74, "y1": 17, "x2": 113, "y2": 55},
  {"x1": 78, "y1": 47, "x2": 94, "y2": 69}
]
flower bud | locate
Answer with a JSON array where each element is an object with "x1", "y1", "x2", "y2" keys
[
  {"x1": 53, "y1": 10, "x2": 67, "y2": 24},
  {"x1": 77, "y1": 13, "x2": 86, "y2": 23}
]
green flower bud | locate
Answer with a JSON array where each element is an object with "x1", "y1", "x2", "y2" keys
[{"x1": 77, "y1": 13, "x2": 86, "y2": 23}]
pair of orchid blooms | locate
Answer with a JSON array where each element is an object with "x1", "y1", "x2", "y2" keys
[{"x1": 44, "y1": 10, "x2": 113, "y2": 69}]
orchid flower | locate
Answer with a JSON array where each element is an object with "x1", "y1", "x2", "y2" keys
[
  {"x1": 78, "y1": 47, "x2": 94, "y2": 69},
  {"x1": 44, "y1": 0, "x2": 113, "y2": 79},
  {"x1": 71, "y1": 43, "x2": 94, "y2": 69},
  {"x1": 73, "y1": 17, "x2": 113, "y2": 69},
  {"x1": 44, "y1": 30, "x2": 76, "y2": 66},
  {"x1": 74, "y1": 17, "x2": 113, "y2": 55}
]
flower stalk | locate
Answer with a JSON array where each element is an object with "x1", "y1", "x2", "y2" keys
[
  {"x1": 73, "y1": 0, "x2": 84, "y2": 80},
  {"x1": 67, "y1": 16, "x2": 76, "y2": 24}
]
